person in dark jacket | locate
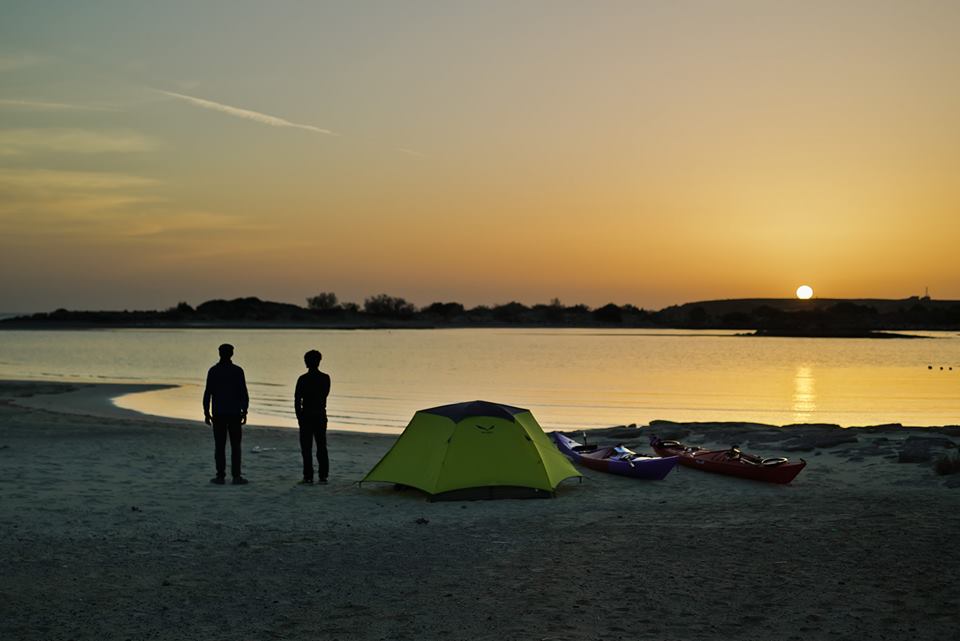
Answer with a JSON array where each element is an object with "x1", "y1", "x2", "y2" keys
[
  {"x1": 294, "y1": 349, "x2": 331, "y2": 484},
  {"x1": 203, "y1": 343, "x2": 250, "y2": 485}
]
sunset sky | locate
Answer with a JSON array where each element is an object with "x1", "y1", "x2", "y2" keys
[{"x1": 2, "y1": 1, "x2": 959, "y2": 312}]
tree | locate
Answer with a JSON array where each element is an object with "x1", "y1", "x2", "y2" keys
[
  {"x1": 543, "y1": 298, "x2": 564, "y2": 323},
  {"x1": 493, "y1": 301, "x2": 528, "y2": 322},
  {"x1": 593, "y1": 303, "x2": 622, "y2": 323},
  {"x1": 306, "y1": 292, "x2": 338, "y2": 311},
  {"x1": 364, "y1": 293, "x2": 415, "y2": 317},
  {"x1": 423, "y1": 302, "x2": 465, "y2": 318}
]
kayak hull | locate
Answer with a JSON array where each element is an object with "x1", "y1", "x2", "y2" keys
[
  {"x1": 551, "y1": 432, "x2": 679, "y2": 480},
  {"x1": 650, "y1": 438, "x2": 805, "y2": 484}
]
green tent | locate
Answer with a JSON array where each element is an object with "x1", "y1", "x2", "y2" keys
[{"x1": 362, "y1": 400, "x2": 581, "y2": 500}]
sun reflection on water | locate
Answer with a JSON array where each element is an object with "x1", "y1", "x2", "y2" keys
[{"x1": 792, "y1": 364, "x2": 817, "y2": 423}]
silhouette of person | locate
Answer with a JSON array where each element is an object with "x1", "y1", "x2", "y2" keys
[
  {"x1": 295, "y1": 349, "x2": 331, "y2": 484},
  {"x1": 203, "y1": 343, "x2": 249, "y2": 485}
]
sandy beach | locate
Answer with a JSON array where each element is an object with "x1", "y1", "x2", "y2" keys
[{"x1": 1, "y1": 380, "x2": 958, "y2": 641}]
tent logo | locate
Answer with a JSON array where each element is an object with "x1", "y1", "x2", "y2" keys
[{"x1": 475, "y1": 424, "x2": 496, "y2": 434}]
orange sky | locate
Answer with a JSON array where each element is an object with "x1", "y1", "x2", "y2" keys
[{"x1": 2, "y1": 1, "x2": 959, "y2": 311}]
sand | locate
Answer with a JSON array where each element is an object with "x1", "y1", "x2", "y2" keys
[{"x1": 1, "y1": 380, "x2": 958, "y2": 641}]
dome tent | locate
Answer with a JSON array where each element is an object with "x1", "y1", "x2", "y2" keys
[{"x1": 361, "y1": 400, "x2": 581, "y2": 500}]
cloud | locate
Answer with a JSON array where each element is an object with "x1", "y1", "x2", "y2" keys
[
  {"x1": 0, "y1": 53, "x2": 47, "y2": 72},
  {"x1": 156, "y1": 89, "x2": 336, "y2": 136},
  {"x1": 0, "y1": 168, "x2": 162, "y2": 240},
  {"x1": 118, "y1": 211, "x2": 265, "y2": 239},
  {"x1": 0, "y1": 98, "x2": 118, "y2": 112},
  {"x1": 0, "y1": 168, "x2": 158, "y2": 192},
  {"x1": 0, "y1": 169, "x2": 261, "y2": 241},
  {"x1": 0, "y1": 169, "x2": 160, "y2": 219},
  {"x1": 397, "y1": 147, "x2": 425, "y2": 157},
  {"x1": 0, "y1": 128, "x2": 159, "y2": 155}
]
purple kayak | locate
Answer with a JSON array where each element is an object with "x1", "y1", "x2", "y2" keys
[{"x1": 550, "y1": 432, "x2": 679, "y2": 480}]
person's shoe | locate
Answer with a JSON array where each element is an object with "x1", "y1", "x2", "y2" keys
[
  {"x1": 210, "y1": 476, "x2": 225, "y2": 485},
  {"x1": 298, "y1": 478, "x2": 314, "y2": 485},
  {"x1": 317, "y1": 479, "x2": 328, "y2": 485},
  {"x1": 232, "y1": 477, "x2": 249, "y2": 485}
]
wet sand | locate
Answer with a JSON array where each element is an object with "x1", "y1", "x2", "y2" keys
[{"x1": 1, "y1": 380, "x2": 958, "y2": 641}]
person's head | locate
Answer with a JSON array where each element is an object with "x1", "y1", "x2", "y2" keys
[
  {"x1": 218, "y1": 343, "x2": 234, "y2": 361},
  {"x1": 304, "y1": 349, "x2": 322, "y2": 370}
]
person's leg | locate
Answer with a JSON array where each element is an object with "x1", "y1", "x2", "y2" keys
[
  {"x1": 315, "y1": 419, "x2": 328, "y2": 482},
  {"x1": 298, "y1": 421, "x2": 314, "y2": 481},
  {"x1": 212, "y1": 419, "x2": 227, "y2": 479},
  {"x1": 227, "y1": 419, "x2": 243, "y2": 479}
]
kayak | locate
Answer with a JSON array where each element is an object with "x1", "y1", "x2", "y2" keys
[
  {"x1": 551, "y1": 432, "x2": 679, "y2": 480},
  {"x1": 649, "y1": 436, "x2": 806, "y2": 484}
]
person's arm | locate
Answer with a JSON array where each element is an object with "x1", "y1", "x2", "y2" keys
[
  {"x1": 202, "y1": 368, "x2": 213, "y2": 425},
  {"x1": 239, "y1": 368, "x2": 249, "y2": 425},
  {"x1": 294, "y1": 377, "x2": 303, "y2": 420},
  {"x1": 322, "y1": 374, "x2": 331, "y2": 403}
]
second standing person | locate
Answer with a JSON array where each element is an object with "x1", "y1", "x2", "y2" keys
[{"x1": 294, "y1": 349, "x2": 331, "y2": 484}]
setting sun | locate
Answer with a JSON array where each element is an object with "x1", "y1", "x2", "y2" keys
[{"x1": 796, "y1": 285, "x2": 814, "y2": 300}]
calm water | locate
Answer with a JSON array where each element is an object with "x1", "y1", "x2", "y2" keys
[{"x1": 0, "y1": 328, "x2": 958, "y2": 432}]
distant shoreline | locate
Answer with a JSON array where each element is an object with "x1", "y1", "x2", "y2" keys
[
  {"x1": 4, "y1": 295, "x2": 958, "y2": 333},
  {"x1": 748, "y1": 328, "x2": 929, "y2": 339}
]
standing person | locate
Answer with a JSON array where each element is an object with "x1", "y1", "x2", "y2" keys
[
  {"x1": 294, "y1": 349, "x2": 331, "y2": 484},
  {"x1": 203, "y1": 343, "x2": 250, "y2": 485}
]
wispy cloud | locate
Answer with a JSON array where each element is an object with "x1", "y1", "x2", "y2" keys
[
  {"x1": 0, "y1": 98, "x2": 118, "y2": 112},
  {"x1": 0, "y1": 53, "x2": 47, "y2": 72},
  {"x1": 0, "y1": 168, "x2": 263, "y2": 246},
  {"x1": 0, "y1": 128, "x2": 159, "y2": 156},
  {"x1": 119, "y1": 211, "x2": 265, "y2": 239},
  {"x1": 156, "y1": 89, "x2": 336, "y2": 136},
  {"x1": 397, "y1": 147, "x2": 425, "y2": 157},
  {"x1": 0, "y1": 168, "x2": 158, "y2": 191},
  {"x1": 0, "y1": 168, "x2": 160, "y2": 222}
]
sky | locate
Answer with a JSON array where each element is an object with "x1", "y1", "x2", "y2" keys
[{"x1": 2, "y1": 1, "x2": 959, "y2": 312}]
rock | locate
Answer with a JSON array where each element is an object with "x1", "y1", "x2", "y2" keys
[
  {"x1": 741, "y1": 431, "x2": 790, "y2": 444},
  {"x1": 783, "y1": 423, "x2": 843, "y2": 430},
  {"x1": 782, "y1": 432, "x2": 859, "y2": 452},
  {"x1": 898, "y1": 436, "x2": 956, "y2": 463},
  {"x1": 601, "y1": 425, "x2": 644, "y2": 439}
]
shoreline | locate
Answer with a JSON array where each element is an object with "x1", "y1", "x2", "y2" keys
[
  {"x1": 4, "y1": 377, "x2": 959, "y2": 437},
  {"x1": 0, "y1": 379, "x2": 392, "y2": 442},
  {"x1": 1, "y1": 379, "x2": 958, "y2": 640}
]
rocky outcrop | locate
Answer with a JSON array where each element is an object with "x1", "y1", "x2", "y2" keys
[{"x1": 898, "y1": 436, "x2": 956, "y2": 463}]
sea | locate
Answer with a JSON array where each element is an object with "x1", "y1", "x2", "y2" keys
[{"x1": 0, "y1": 328, "x2": 958, "y2": 433}]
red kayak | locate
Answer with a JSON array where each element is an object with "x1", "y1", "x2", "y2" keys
[{"x1": 649, "y1": 436, "x2": 806, "y2": 484}]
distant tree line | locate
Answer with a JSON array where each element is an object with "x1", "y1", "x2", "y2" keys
[
  {"x1": 303, "y1": 292, "x2": 655, "y2": 325},
  {"x1": 4, "y1": 293, "x2": 960, "y2": 330}
]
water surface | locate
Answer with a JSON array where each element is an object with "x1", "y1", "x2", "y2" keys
[{"x1": 1, "y1": 328, "x2": 957, "y2": 432}]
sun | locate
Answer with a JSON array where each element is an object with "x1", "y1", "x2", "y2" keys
[{"x1": 796, "y1": 285, "x2": 814, "y2": 300}]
